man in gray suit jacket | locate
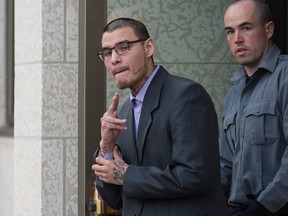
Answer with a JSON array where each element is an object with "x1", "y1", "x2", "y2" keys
[{"x1": 92, "y1": 17, "x2": 228, "y2": 216}]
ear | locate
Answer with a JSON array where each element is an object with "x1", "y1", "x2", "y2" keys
[
  {"x1": 265, "y1": 21, "x2": 274, "y2": 40},
  {"x1": 144, "y1": 38, "x2": 154, "y2": 58}
]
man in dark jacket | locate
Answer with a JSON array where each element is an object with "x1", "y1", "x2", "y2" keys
[{"x1": 92, "y1": 17, "x2": 228, "y2": 216}]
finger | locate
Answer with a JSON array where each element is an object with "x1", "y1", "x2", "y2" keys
[
  {"x1": 102, "y1": 115, "x2": 127, "y2": 125},
  {"x1": 104, "y1": 121, "x2": 127, "y2": 131},
  {"x1": 95, "y1": 156, "x2": 106, "y2": 166},
  {"x1": 91, "y1": 164, "x2": 101, "y2": 177},
  {"x1": 107, "y1": 92, "x2": 119, "y2": 115},
  {"x1": 111, "y1": 92, "x2": 119, "y2": 116},
  {"x1": 113, "y1": 146, "x2": 120, "y2": 160},
  {"x1": 112, "y1": 110, "x2": 117, "y2": 118}
]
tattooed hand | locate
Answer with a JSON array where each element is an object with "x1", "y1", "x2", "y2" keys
[
  {"x1": 100, "y1": 92, "x2": 127, "y2": 154},
  {"x1": 92, "y1": 146, "x2": 129, "y2": 185}
]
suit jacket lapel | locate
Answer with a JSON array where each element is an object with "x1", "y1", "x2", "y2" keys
[
  {"x1": 127, "y1": 105, "x2": 140, "y2": 164},
  {"x1": 136, "y1": 67, "x2": 167, "y2": 164},
  {"x1": 118, "y1": 101, "x2": 140, "y2": 165}
]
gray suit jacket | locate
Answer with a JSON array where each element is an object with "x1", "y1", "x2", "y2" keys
[{"x1": 96, "y1": 66, "x2": 228, "y2": 216}]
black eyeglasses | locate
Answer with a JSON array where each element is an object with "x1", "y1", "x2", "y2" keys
[{"x1": 97, "y1": 39, "x2": 148, "y2": 61}]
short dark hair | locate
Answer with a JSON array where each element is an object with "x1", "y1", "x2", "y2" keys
[
  {"x1": 233, "y1": 0, "x2": 272, "y2": 23},
  {"x1": 103, "y1": 18, "x2": 150, "y2": 40}
]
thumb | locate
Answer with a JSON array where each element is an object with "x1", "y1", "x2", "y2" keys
[{"x1": 113, "y1": 145, "x2": 121, "y2": 160}]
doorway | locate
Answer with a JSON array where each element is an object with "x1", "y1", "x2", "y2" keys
[{"x1": 267, "y1": 0, "x2": 288, "y2": 53}]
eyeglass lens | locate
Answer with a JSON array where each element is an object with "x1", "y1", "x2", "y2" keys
[{"x1": 98, "y1": 39, "x2": 147, "y2": 61}]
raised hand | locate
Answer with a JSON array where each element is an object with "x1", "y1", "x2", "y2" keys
[{"x1": 99, "y1": 92, "x2": 127, "y2": 154}]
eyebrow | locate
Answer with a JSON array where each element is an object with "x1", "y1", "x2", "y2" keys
[
  {"x1": 224, "y1": 22, "x2": 252, "y2": 31},
  {"x1": 239, "y1": 22, "x2": 252, "y2": 27}
]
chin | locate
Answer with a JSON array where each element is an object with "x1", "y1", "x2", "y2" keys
[
  {"x1": 236, "y1": 57, "x2": 251, "y2": 65},
  {"x1": 116, "y1": 83, "x2": 129, "y2": 90}
]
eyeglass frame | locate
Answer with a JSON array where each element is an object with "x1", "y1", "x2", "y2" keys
[{"x1": 97, "y1": 38, "x2": 148, "y2": 61}]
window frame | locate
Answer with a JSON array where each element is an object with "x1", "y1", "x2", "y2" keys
[
  {"x1": 0, "y1": 0, "x2": 14, "y2": 136},
  {"x1": 6, "y1": 0, "x2": 14, "y2": 127}
]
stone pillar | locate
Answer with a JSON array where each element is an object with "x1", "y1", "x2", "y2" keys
[{"x1": 14, "y1": 0, "x2": 79, "y2": 215}]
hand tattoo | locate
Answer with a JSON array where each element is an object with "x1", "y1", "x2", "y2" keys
[{"x1": 113, "y1": 160, "x2": 128, "y2": 184}]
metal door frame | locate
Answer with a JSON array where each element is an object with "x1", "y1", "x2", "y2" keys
[{"x1": 78, "y1": 1, "x2": 107, "y2": 215}]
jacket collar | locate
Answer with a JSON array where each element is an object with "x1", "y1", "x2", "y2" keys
[{"x1": 136, "y1": 66, "x2": 168, "y2": 164}]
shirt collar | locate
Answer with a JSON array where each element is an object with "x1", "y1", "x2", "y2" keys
[
  {"x1": 231, "y1": 44, "x2": 281, "y2": 84},
  {"x1": 130, "y1": 65, "x2": 160, "y2": 105},
  {"x1": 259, "y1": 44, "x2": 281, "y2": 73}
]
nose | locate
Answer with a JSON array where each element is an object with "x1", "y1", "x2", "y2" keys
[
  {"x1": 234, "y1": 30, "x2": 243, "y2": 44},
  {"x1": 110, "y1": 49, "x2": 121, "y2": 64}
]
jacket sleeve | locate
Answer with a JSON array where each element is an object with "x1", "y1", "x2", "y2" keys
[
  {"x1": 93, "y1": 148, "x2": 123, "y2": 210},
  {"x1": 95, "y1": 177, "x2": 123, "y2": 210}
]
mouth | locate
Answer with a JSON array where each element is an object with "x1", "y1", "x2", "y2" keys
[
  {"x1": 113, "y1": 68, "x2": 128, "y2": 77},
  {"x1": 235, "y1": 47, "x2": 248, "y2": 56}
]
